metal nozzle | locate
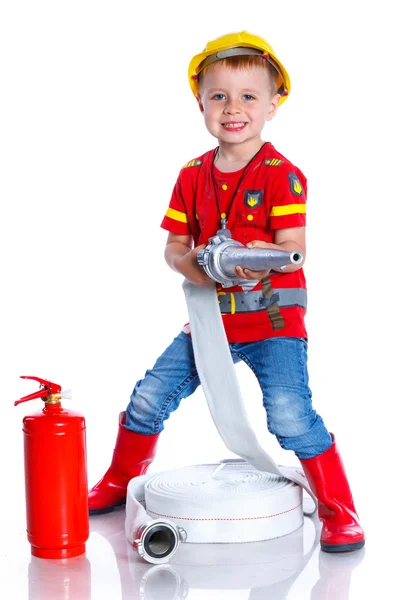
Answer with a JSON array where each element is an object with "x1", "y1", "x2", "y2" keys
[
  {"x1": 196, "y1": 232, "x2": 304, "y2": 288},
  {"x1": 290, "y1": 252, "x2": 303, "y2": 264},
  {"x1": 133, "y1": 520, "x2": 187, "y2": 564}
]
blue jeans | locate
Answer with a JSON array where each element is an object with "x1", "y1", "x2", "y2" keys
[{"x1": 126, "y1": 332, "x2": 332, "y2": 459}]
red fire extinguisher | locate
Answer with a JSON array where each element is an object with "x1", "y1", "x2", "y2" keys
[{"x1": 15, "y1": 376, "x2": 89, "y2": 559}]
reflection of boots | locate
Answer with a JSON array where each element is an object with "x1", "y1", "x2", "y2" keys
[
  {"x1": 300, "y1": 436, "x2": 365, "y2": 553},
  {"x1": 89, "y1": 412, "x2": 159, "y2": 515},
  {"x1": 311, "y1": 547, "x2": 365, "y2": 600}
]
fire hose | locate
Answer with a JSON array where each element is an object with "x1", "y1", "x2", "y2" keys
[{"x1": 125, "y1": 235, "x2": 314, "y2": 563}]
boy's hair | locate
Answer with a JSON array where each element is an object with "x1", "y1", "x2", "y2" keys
[{"x1": 197, "y1": 55, "x2": 282, "y2": 97}]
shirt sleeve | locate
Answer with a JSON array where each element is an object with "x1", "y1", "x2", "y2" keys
[
  {"x1": 268, "y1": 166, "x2": 307, "y2": 230},
  {"x1": 160, "y1": 174, "x2": 192, "y2": 235}
]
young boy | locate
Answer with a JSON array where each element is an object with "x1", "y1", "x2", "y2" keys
[{"x1": 89, "y1": 32, "x2": 365, "y2": 553}]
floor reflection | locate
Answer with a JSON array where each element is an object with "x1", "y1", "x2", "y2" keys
[
  {"x1": 90, "y1": 510, "x2": 318, "y2": 599},
  {"x1": 26, "y1": 509, "x2": 365, "y2": 599},
  {"x1": 311, "y1": 548, "x2": 366, "y2": 600},
  {"x1": 28, "y1": 553, "x2": 91, "y2": 600}
]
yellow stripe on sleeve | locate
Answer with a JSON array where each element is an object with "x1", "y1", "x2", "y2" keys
[
  {"x1": 165, "y1": 207, "x2": 188, "y2": 223},
  {"x1": 270, "y1": 204, "x2": 306, "y2": 217}
]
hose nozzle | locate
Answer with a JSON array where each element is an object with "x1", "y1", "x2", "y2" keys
[
  {"x1": 132, "y1": 520, "x2": 187, "y2": 564},
  {"x1": 197, "y1": 233, "x2": 304, "y2": 287}
]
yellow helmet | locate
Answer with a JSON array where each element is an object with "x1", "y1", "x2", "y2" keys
[{"x1": 188, "y1": 31, "x2": 291, "y2": 105}]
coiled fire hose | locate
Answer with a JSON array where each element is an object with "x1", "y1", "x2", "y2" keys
[{"x1": 125, "y1": 237, "x2": 315, "y2": 564}]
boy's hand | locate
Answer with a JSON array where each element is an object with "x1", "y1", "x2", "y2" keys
[
  {"x1": 165, "y1": 233, "x2": 213, "y2": 286},
  {"x1": 175, "y1": 245, "x2": 214, "y2": 287}
]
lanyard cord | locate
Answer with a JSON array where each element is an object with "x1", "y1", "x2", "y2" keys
[{"x1": 210, "y1": 143, "x2": 266, "y2": 227}]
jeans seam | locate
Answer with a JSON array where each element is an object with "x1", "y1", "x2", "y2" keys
[
  {"x1": 232, "y1": 351, "x2": 276, "y2": 436},
  {"x1": 153, "y1": 372, "x2": 198, "y2": 433}
]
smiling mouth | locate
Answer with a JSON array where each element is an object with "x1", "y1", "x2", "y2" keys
[{"x1": 222, "y1": 122, "x2": 247, "y2": 129}]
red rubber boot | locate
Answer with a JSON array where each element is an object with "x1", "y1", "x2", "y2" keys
[
  {"x1": 300, "y1": 436, "x2": 365, "y2": 553},
  {"x1": 89, "y1": 412, "x2": 159, "y2": 515}
]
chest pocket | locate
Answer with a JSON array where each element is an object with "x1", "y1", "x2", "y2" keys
[
  {"x1": 236, "y1": 208, "x2": 267, "y2": 225},
  {"x1": 234, "y1": 207, "x2": 269, "y2": 243},
  {"x1": 236, "y1": 189, "x2": 267, "y2": 227}
]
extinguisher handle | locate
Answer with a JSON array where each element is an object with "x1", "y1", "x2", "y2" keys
[{"x1": 14, "y1": 376, "x2": 62, "y2": 406}]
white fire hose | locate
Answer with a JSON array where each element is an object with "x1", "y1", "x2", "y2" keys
[{"x1": 125, "y1": 281, "x2": 316, "y2": 564}]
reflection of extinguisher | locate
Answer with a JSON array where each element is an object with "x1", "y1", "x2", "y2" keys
[
  {"x1": 15, "y1": 376, "x2": 89, "y2": 559},
  {"x1": 28, "y1": 554, "x2": 92, "y2": 600}
]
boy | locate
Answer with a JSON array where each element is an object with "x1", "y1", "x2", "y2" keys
[{"x1": 89, "y1": 32, "x2": 365, "y2": 553}]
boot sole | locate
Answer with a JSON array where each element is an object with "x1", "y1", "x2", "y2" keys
[
  {"x1": 89, "y1": 498, "x2": 126, "y2": 516},
  {"x1": 321, "y1": 539, "x2": 365, "y2": 553}
]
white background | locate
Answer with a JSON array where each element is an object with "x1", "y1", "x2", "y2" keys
[{"x1": 0, "y1": 1, "x2": 396, "y2": 598}]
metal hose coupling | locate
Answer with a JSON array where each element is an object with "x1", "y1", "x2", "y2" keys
[
  {"x1": 132, "y1": 519, "x2": 187, "y2": 565},
  {"x1": 197, "y1": 231, "x2": 303, "y2": 288},
  {"x1": 139, "y1": 565, "x2": 189, "y2": 600}
]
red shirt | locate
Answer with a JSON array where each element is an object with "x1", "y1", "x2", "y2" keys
[{"x1": 161, "y1": 142, "x2": 308, "y2": 343}]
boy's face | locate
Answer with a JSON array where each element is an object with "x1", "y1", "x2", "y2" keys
[{"x1": 197, "y1": 63, "x2": 280, "y2": 150}]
